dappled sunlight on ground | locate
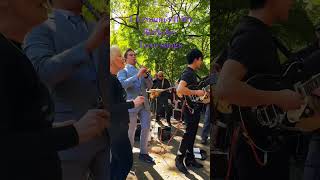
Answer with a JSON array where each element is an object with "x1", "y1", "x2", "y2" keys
[{"x1": 127, "y1": 117, "x2": 210, "y2": 180}]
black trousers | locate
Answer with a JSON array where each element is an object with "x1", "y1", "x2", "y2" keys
[
  {"x1": 156, "y1": 98, "x2": 172, "y2": 123},
  {"x1": 304, "y1": 134, "x2": 320, "y2": 180},
  {"x1": 109, "y1": 124, "x2": 133, "y2": 180},
  {"x1": 232, "y1": 136, "x2": 290, "y2": 180},
  {"x1": 178, "y1": 109, "x2": 201, "y2": 156}
]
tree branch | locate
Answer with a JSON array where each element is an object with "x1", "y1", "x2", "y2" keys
[
  {"x1": 185, "y1": 34, "x2": 210, "y2": 37},
  {"x1": 110, "y1": 17, "x2": 138, "y2": 29}
]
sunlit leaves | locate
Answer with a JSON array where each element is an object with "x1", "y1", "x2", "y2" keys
[{"x1": 110, "y1": 0, "x2": 210, "y2": 82}]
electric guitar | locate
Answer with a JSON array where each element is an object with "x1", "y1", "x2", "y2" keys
[
  {"x1": 176, "y1": 72, "x2": 216, "y2": 114},
  {"x1": 187, "y1": 85, "x2": 211, "y2": 104},
  {"x1": 178, "y1": 76, "x2": 212, "y2": 103},
  {"x1": 237, "y1": 61, "x2": 320, "y2": 151}
]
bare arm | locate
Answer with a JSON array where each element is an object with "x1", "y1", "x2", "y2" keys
[
  {"x1": 177, "y1": 80, "x2": 196, "y2": 97},
  {"x1": 53, "y1": 120, "x2": 76, "y2": 128},
  {"x1": 215, "y1": 60, "x2": 279, "y2": 107}
]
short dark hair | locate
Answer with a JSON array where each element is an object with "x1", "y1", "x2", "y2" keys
[
  {"x1": 187, "y1": 49, "x2": 203, "y2": 64},
  {"x1": 124, "y1": 48, "x2": 134, "y2": 59},
  {"x1": 250, "y1": 0, "x2": 267, "y2": 10}
]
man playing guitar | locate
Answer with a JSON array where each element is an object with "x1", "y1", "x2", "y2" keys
[
  {"x1": 215, "y1": 0, "x2": 304, "y2": 179},
  {"x1": 152, "y1": 71, "x2": 173, "y2": 126},
  {"x1": 175, "y1": 49, "x2": 206, "y2": 174}
]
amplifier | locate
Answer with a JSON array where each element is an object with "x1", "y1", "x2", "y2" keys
[
  {"x1": 173, "y1": 109, "x2": 182, "y2": 120},
  {"x1": 158, "y1": 126, "x2": 172, "y2": 141}
]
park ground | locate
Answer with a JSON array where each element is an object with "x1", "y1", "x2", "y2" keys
[{"x1": 126, "y1": 116, "x2": 210, "y2": 180}]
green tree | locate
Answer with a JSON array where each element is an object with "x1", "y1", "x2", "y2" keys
[
  {"x1": 110, "y1": 0, "x2": 210, "y2": 83},
  {"x1": 211, "y1": 0, "x2": 319, "y2": 64}
]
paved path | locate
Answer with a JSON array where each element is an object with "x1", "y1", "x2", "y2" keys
[{"x1": 127, "y1": 117, "x2": 210, "y2": 180}]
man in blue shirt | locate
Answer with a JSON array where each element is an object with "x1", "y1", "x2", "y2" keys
[
  {"x1": 118, "y1": 48, "x2": 155, "y2": 164},
  {"x1": 23, "y1": 1, "x2": 110, "y2": 179}
]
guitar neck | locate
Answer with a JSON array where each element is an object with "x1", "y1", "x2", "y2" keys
[
  {"x1": 298, "y1": 73, "x2": 320, "y2": 96},
  {"x1": 162, "y1": 87, "x2": 174, "y2": 91},
  {"x1": 155, "y1": 87, "x2": 175, "y2": 92}
]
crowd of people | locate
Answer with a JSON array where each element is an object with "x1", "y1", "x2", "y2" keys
[
  {"x1": 9, "y1": 0, "x2": 320, "y2": 180},
  {"x1": 1, "y1": 0, "x2": 211, "y2": 179}
]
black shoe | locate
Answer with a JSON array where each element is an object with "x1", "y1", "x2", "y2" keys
[
  {"x1": 139, "y1": 154, "x2": 155, "y2": 164},
  {"x1": 185, "y1": 158, "x2": 203, "y2": 168},
  {"x1": 175, "y1": 155, "x2": 189, "y2": 174},
  {"x1": 201, "y1": 138, "x2": 208, "y2": 145},
  {"x1": 167, "y1": 121, "x2": 172, "y2": 126}
]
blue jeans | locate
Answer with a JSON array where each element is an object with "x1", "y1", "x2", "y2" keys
[{"x1": 201, "y1": 104, "x2": 210, "y2": 140}]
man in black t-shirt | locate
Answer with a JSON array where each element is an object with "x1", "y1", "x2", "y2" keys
[
  {"x1": 215, "y1": 0, "x2": 304, "y2": 179},
  {"x1": 175, "y1": 49, "x2": 206, "y2": 174}
]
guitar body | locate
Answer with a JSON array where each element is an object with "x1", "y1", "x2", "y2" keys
[
  {"x1": 149, "y1": 91, "x2": 161, "y2": 99},
  {"x1": 183, "y1": 84, "x2": 205, "y2": 112},
  {"x1": 181, "y1": 77, "x2": 212, "y2": 109},
  {"x1": 240, "y1": 62, "x2": 319, "y2": 150},
  {"x1": 148, "y1": 87, "x2": 175, "y2": 100},
  {"x1": 240, "y1": 75, "x2": 288, "y2": 151},
  {"x1": 245, "y1": 74, "x2": 286, "y2": 128}
]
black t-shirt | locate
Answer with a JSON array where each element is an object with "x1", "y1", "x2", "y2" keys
[
  {"x1": 152, "y1": 78, "x2": 171, "y2": 99},
  {"x1": 181, "y1": 67, "x2": 199, "y2": 87},
  {"x1": 227, "y1": 16, "x2": 282, "y2": 143},
  {"x1": 0, "y1": 33, "x2": 78, "y2": 179},
  {"x1": 109, "y1": 74, "x2": 134, "y2": 126},
  {"x1": 228, "y1": 16, "x2": 281, "y2": 80},
  {"x1": 180, "y1": 67, "x2": 203, "y2": 110}
]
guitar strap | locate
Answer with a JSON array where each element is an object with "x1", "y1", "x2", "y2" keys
[
  {"x1": 195, "y1": 72, "x2": 202, "y2": 82},
  {"x1": 272, "y1": 36, "x2": 292, "y2": 59},
  {"x1": 178, "y1": 68, "x2": 200, "y2": 87},
  {"x1": 192, "y1": 70, "x2": 205, "y2": 87}
]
